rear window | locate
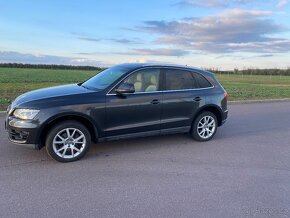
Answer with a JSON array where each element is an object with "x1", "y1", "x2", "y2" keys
[
  {"x1": 165, "y1": 69, "x2": 199, "y2": 90},
  {"x1": 192, "y1": 72, "x2": 212, "y2": 88}
]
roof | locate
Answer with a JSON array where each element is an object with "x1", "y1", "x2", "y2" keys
[{"x1": 115, "y1": 63, "x2": 215, "y2": 76}]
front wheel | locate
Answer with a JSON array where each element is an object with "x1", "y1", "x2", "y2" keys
[
  {"x1": 45, "y1": 121, "x2": 91, "y2": 162},
  {"x1": 191, "y1": 111, "x2": 217, "y2": 142}
]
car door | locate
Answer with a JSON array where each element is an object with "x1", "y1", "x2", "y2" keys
[
  {"x1": 105, "y1": 68, "x2": 162, "y2": 137},
  {"x1": 160, "y1": 68, "x2": 206, "y2": 132}
]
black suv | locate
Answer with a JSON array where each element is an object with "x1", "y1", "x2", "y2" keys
[{"x1": 5, "y1": 64, "x2": 228, "y2": 162}]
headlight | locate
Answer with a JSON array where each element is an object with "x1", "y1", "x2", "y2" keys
[{"x1": 13, "y1": 109, "x2": 40, "y2": 120}]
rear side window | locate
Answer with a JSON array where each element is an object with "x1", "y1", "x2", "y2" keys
[
  {"x1": 192, "y1": 72, "x2": 212, "y2": 88},
  {"x1": 164, "y1": 69, "x2": 199, "y2": 90}
]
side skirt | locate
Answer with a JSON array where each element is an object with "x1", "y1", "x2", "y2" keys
[{"x1": 98, "y1": 126, "x2": 191, "y2": 142}]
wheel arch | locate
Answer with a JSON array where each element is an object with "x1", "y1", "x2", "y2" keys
[
  {"x1": 192, "y1": 105, "x2": 223, "y2": 127},
  {"x1": 38, "y1": 112, "x2": 99, "y2": 149}
]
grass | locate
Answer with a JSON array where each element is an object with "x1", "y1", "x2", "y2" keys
[
  {"x1": 216, "y1": 74, "x2": 290, "y2": 101},
  {"x1": 0, "y1": 68, "x2": 98, "y2": 111},
  {"x1": 1, "y1": 67, "x2": 290, "y2": 110}
]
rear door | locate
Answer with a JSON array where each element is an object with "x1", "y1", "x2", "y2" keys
[{"x1": 160, "y1": 68, "x2": 206, "y2": 132}]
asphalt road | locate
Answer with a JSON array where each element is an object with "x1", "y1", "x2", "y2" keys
[{"x1": 1, "y1": 102, "x2": 290, "y2": 218}]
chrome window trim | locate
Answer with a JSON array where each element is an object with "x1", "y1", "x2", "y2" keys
[
  {"x1": 106, "y1": 66, "x2": 214, "y2": 96},
  {"x1": 106, "y1": 86, "x2": 214, "y2": 96}
]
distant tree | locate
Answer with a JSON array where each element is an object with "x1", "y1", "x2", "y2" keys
[
  {"x1": 206, "y1": 68, "x2": 290, "y2": 76},
  {"x1": 0, "y1": 63, "x2": 105, "y2": 71}
]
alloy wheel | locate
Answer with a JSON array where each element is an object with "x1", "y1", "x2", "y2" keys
[
  {"x1": 52, "y1": 128, "x2": 86, "y2": 159},
  {"x1": 197, "y1": 115, "x2": 216, "y2": 139}
]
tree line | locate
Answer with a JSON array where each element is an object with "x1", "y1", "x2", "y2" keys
[
  {"x1": 0, "y1": 63, "x2": 104, "y2": 71},
  {"x1": 0, "y1": 63, "x2": 290, "y2": 75},
  {"x1": 208, "y1": 68, "x2": 290, "y2": 76}
]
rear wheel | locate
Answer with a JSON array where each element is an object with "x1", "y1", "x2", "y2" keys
[
  {"x1": 191, "y1": 111, "x2": 217, "y2": 142},
  {"x1": 45, "y1": 121, "x2": 91, "y2": 162}
]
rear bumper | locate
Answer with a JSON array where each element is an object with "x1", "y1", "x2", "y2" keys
[{"x1": 220, "y1": 109, "x2": 228, "y2": 126}]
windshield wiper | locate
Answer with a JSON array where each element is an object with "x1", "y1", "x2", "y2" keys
[{"x1": 80, "y1": 84, "x2": 91, "y2": 90}]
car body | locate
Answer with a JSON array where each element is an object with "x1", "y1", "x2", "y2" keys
[{"x1": 5, "y1": 63, "x2": 228, "y2": 162}]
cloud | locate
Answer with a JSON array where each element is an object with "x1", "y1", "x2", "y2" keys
[
  {"x1": 108, "y1": 38, "x2": 142, "y2": 44},
  {"x1": 116, "y1": 48, "x2": 189, "y2": 57},
  {"x1": 77, "y1": 36, "x2": 101, "y2": 42},
  {"x1": 174, "y1": 0, "x2": 256, "y2": 8},
  {"x1": 257, "y1": 54, "x2": 274, "y2": 57},
  {"x1": 71, "y1": 32, "x2": 101, "y2": 42},
  {"x1": 110, "y1": 39, "x2": 134, "y2": 44},
  {"x1": 0, "y1": 51, "x2": 107, "y2": 66},
  {"x1": 138, "y1": 9, "x2": 290, "y2": 54},
  {"x1": 127, "y1": 58, "x2": 174, "y2": 65},
  {"x1": 276, "y1": 0, "x2": 289, "y2": 8},
  {"x1": 75, "y1": 52, "x2": 96, "y2": 55},
  {"x1": 76, "y1": 34, "x2": 141, "y2": 44},
  {"x1": 239, "y1": 54, "x2": 275, "y2": 60},
  {"x1": 128, "y1": 58, "x2": 147, "y2": 63},
  {"x1": 175, "y1": 0, "x2": 225, "y2": 8}
]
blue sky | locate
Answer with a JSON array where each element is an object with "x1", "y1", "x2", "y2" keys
[{"x1": 0, "y1": 0, "x2": 289, "y2": 69}]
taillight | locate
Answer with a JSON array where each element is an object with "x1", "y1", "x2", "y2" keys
[{"x1": 224, "y1": 91, "x2": 228, "y2": 100}]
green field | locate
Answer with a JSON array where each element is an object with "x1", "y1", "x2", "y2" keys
[{"x1": 1, "y1": 67, "x2": 290, "y2": 110}]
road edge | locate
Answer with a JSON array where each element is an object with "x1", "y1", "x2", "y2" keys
[
  {"x1": 1, "y1": 98, "x2": 290, "y2": 114},
  {"x1": 228, "y1": 98, "x2": 290, "y2": 105}
]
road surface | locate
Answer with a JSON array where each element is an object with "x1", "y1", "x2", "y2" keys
[{"x1": 1, "y1": 102, "x2": 290, "y2": 218}]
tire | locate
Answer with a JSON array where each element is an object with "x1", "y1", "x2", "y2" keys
[
  {"x1": 191, "y1": 111, "x2": 217, "y2": 142},
  {"x1": 45, "y1": 121, "x2": 91, "y2": 162}
]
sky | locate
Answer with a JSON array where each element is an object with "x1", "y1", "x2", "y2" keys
[{"x1": 0, "y1": 0, "x2": 290, "y2": 69}]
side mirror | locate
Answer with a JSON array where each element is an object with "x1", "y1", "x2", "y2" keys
[{"x1": 115, "y1": 82, "x2": 135, "y2": 95}]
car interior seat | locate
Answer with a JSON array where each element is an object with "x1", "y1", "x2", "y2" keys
[
  {"x1": 145, "y1": 75, "x2": 158, "y2": 92},
  {"x1": 134, "y1": 73, "x2": 143, "y2": 92}
]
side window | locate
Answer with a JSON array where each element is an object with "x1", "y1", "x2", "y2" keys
[
  {"x1": 121, "y1": 68, "x2": 160, "y2": 93},
  {"x1": 192, "y1": 72, "x2": 212, "y2": 88},
  {"x1": 165, "y1": 69, "x2": 198, "y2": 90}
]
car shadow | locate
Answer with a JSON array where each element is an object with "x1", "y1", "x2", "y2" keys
[
  {"x1": 0, "y1": 125, "x2": 225, "y2": 165},
  {"x1": 85, "y1": 129, "x2": 227, "y2": 161}
]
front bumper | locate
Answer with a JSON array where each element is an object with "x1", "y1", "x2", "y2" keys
[{"x1": 5, "y1": 115, "x2": 40, "y2": 150}]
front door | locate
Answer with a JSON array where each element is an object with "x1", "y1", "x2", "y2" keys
[{"x1": 105, "y1": 68, "x2": 162, "y2": 137}]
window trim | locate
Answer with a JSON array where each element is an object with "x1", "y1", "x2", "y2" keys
[{"x1": 106, "y1": 66, "x2": 214, "y2": 96}]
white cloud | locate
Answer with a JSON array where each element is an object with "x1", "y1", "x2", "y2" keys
[
  {"x1": 175, "y1": 0, "x2": 260, "y2": 8},
  {"x1": 116, "y1": 48, "x2": 189, "y2": 57},
  {"x1": 128, "y1": 58, "x2": 147, "y2": 63},
  {"x1": 0, "y1": 51, "x2": 107, "y2": 66},
  {"x1": 276, "y1": 0, "x2": 289, "y2": 8},
  {"x1": 137, "y1": 9, "x2": 290, "y2": 54}
]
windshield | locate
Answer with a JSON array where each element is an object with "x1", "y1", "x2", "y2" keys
[{"x1": 82, "y1": 66, "x2": 130, "y2": 90}]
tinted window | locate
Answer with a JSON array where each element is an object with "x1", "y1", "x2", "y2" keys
[
  {"x1": 192, "y1": 72, "x2": 212, "y2": 88},
  {"x1": 82, "y1": 66, "x2": 129, "y2": 90},
  {"x1": 120, "y1": 68, "x2": 160, "y2": 93},
  {"x1": 165, "y1": 69, "x2": 198, "y2": 90}
]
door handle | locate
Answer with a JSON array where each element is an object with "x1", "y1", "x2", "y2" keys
[
  {"x1": 151, "y1": 99, "x2": 160, "y2": 104},
  {"x1": 194, "y1": 97, "x2": 202, "y2": 102}
]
